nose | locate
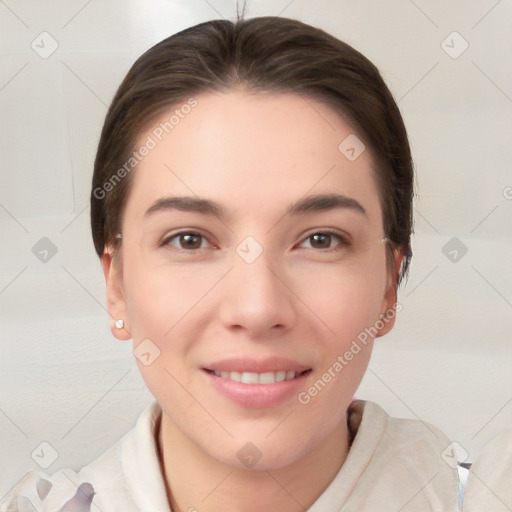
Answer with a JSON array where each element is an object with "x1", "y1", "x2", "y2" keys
[{"x1": 217, "y1": 248, "x2": 297, "y2": 339}]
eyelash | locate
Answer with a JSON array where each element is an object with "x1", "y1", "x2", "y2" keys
[{"x1": 159, "y1": 229, "x2": 351, "y2": 253}]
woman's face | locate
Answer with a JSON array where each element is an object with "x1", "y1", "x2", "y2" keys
[{"x1": 104, "y1": 90, "x2": 399, "y2": 470}]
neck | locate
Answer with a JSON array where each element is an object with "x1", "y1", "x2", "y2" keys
[{"x1": 158, "y1": 413, "x2": 350, "y2": 512}]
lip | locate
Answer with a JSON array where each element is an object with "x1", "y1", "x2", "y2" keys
[
  {"x1": 202, "y1": 357, "x2": 311, "y2": 374},
  {"x1": 201, "y1": 357, "x2": 312, "y2": 409}
]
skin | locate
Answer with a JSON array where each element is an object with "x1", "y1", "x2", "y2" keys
[{"x1": 102, "y1": 89, "x2": 402, "y2": 512}]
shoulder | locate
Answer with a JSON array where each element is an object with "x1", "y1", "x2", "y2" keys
[
  {"x1": 347, "y1": 400, "x2": 461, "y2": 511},
  {"x1": 462, "y1": 427, "x2": 512, "y2": 512},
  {"x1": 0, "y1": 445, "x2": 124, "y2": 512},
  {"x1": 1, "y1": 401, "x2": 163, "y2": 512},
  {"x1": 0, "y1": 467, "x2": 92, "y2": 512},
  {"x1": 355, "y1": 399, "x2": 455, "y2": 457}
]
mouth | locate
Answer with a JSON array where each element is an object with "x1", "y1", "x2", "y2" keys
[
  {"x1": 203, "y1": 368, "x2": 312, "y2": 384},
  {"x1": 201, "y1": 357, "x2": 313, "y2": 408},
  {"x1": 201, "y1": 358, "x2": 312, "y2": 409}
]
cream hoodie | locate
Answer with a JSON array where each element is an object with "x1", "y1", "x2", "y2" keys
[
  {"x1": 462, "y1": 428, "x2": 512, "y2": 512},
  {"x1": 1, "y1": 400, "x2": 461, "y2": 512}
]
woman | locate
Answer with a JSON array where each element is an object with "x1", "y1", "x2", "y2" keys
[{"x1": 2, "y1": 14, "x2": 462, "y2": 512}]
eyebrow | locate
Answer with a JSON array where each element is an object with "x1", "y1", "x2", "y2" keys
[{"x1": 144, "y1": 193, "x2": 367, "y2": 221}]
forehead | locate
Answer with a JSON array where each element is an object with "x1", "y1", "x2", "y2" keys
[{"x1": 124, "y1": 90, "x2": 382, "y2": 226}]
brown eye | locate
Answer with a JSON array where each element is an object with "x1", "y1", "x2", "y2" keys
[
  {"x1": 163, "y1": 232, "x2": 208, "y2": 250},
  {"x1": 298, "y1": 231, "x2": 349, "y2": 251},
  {"x1": 309, "y1": 233, "x2": 332, "y2": 249}
]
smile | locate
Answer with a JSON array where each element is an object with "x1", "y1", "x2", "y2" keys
[
  {"x1": 202, "y1": 363, "x2": 312, "y2": 408},
  {"x1": 208, "y1": 370, "x2": 310, "y2": 384}
]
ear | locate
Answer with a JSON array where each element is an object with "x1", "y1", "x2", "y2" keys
[
  {"x1": 376, "y1": 248, "x2": 404, "y2": 338},
  {"x1": 102, "y1": 249, "x2": 131, "y2": 341}
]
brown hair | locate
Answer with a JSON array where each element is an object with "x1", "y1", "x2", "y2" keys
[{"x1": 91, "y1": 15, "x2": 414, "y2": 286}]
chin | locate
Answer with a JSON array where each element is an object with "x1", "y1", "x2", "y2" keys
[{"x1": 204, "y1": 430, "x2": 318, "y2": 472}]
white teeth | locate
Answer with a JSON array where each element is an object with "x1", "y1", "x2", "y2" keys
[
  {"x1": 241, "y1": 372, "x2": 259, "y2": 384},
  {"x1": 212, "y1": 370, "x2": 301, "y2": 384},
  {"x1": 275, "y1": 370, "x2": 286, "y2": 382},
  {"x1": 229, "y1": 371, "x2": 242, "y2": 382},
  {"x1": 259, "y1": 372, "x2": 276, "y2": 384}
]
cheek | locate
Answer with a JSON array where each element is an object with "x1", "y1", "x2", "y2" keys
[
  {"x1": 292, "y1": 260, "x2": 386, "y2": 343},
  {"x1": 296, "y1": 273, "x2": 378, "y2": 421},
  {"x1": 121, "y1": 261, "x2": 207, "y2": 405},
  {"x1": 122, "y1": 256, "x2": 213, "y2": 343}
]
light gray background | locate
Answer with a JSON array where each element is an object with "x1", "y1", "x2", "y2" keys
[{"x1": 1, "y1": 0, "x2": 511, "y2": 496}]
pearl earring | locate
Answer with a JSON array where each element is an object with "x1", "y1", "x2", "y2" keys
[{"x1": 114, "y1": 319, "x2": 124, "y2": 329}]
